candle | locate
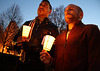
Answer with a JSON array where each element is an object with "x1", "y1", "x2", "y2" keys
[
  {"x1": 43, "y1": 35, "x2": 55, "y2": 51},
  {"x1": 22, "y1": 25, "x2": 31, "y2": 38}
]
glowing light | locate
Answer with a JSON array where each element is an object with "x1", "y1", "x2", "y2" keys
[
  {"x1": 43, "y1": 35, "x2": 55, "y2": 51},
  {"x1": 54, "y1": 9, "x2": 56, "y2": 12},
  {"x1": 7, "y1": 47, "x2": 9, "y2": 49},
  {"x1": 22, "y1": 25, "x2": 31, "y2": 38}
]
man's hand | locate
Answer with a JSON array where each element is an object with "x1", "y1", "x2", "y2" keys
[
  {"x1": 40, "y1": 50, "x2": 51, "y2": 64},
  {"x1": 17, "y1": 36, "x2": 29, "y2": 47}
]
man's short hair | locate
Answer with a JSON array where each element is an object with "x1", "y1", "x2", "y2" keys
[{"x1": 42, "y1": 0, "x2": 52, "y2": 10}]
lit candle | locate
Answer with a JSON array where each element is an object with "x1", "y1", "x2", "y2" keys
[
  {"x1": 43, "y1": 35, "x2": 55, "y2": 51},
  {"x1": 22, "y1": 25, "x2": 31, "y2": 38}
]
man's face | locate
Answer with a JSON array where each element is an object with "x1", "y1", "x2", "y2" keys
[
  {"x1": 37, "y1": 1, "x2": 51, "y2": 17},
  {"x1": 64, "y1": 4, "x2": 80, "y2": 24}
]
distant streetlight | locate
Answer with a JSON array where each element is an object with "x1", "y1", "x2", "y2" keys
[{"x1": 54, "y1": 9, "x2": 56, "y2": 12}]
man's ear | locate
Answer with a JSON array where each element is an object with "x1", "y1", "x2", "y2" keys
[
  {"x1": 47, "y1": 10, "x2": 52, "y2": 17},
  {"x1": 79, "y1": 12, "x2": 83, "y2": 20},
  {"x1": 49, "y1": 10, "x2": 52, "y2": 14}
]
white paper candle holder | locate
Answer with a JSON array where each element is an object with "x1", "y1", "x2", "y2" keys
[
  {"x1": 22, "y1": 25, "x2": 31, "y2": 38},
  {"x1": 43, "y1": 35, "x2": 55, "y2": 51}
]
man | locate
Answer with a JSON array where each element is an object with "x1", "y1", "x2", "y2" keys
[
  {"x1": 14, "y1": 0, "x2": 59, "y2": 71},
  {"x1": 40, "y1": 4, "x2": 100, "y2": 71}
]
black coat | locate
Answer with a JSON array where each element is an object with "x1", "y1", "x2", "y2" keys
[{"x1": 14, "y1": 17, "x2": 59, "y2": 71}]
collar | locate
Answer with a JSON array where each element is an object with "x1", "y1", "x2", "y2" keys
[
  {"x1": 66, "y1": 21, "x2": 84, "y2": 32},
  {"x1": 35, "y1": 17, "x2": 49, "y2": 25}
]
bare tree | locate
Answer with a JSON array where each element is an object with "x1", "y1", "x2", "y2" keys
[
  {"x1": 49, "y1": 5, "x2": 67, "y2": 33},
  {"x1": 0, "y1": 4, "x2": 22, "y2": 53},
  {"x1": 0, "y1": 4, "x2": 23, "y2": 30},
  {"x1": 3, "y1": 21, "x2": 19, "y2": 47},
  {"x1": 2, "y1": 21, "x2": 19, "y2": 53},
  {"x1": 0, "y1": 25, "x2": 3, "y2": 52}
]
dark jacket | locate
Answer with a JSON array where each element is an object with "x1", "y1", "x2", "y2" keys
[
  {"x1": 14, "y1": 17, "x2": 59, "y2": 71},
  {"x1": 54, "y1": 21, "x2": 100, "y2": 71}
]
